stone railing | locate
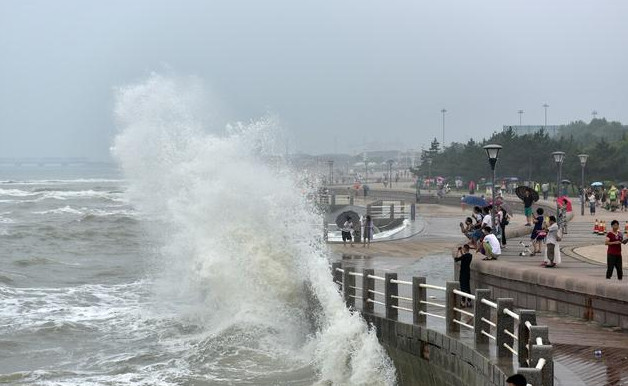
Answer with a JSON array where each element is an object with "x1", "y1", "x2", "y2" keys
[{"x1": 331, "y1": 262, "x2": 554, "y2": 386}]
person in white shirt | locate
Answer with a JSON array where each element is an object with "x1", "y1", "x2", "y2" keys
[
  {"x1": 543, "y1": 215, "x2": 559, "y2": 267},
  {"x1": 480, "y1": 226, "x2": 501, "y2": 260},
  {"x1": 481, "y1": 206, "x2": 493, "y2": 228},
  {"x1": 341, "y1": 217, "x2": 354, "y2": 247}
]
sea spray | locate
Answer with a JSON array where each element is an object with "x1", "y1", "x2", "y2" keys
[{"x1": 112, "y1": 73, "x2": 396, "y2": 385}]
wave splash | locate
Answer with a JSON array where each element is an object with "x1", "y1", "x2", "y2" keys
[{"x1": 112, "y1": 73, "x2": 396, "y2": 385}]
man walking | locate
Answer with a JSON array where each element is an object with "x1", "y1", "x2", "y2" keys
[{"x1": 605, "y1": 220, "x2": 625, "y2": 280}]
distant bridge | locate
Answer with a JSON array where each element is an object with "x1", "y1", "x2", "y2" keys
[{"x1": 0, "y1": 157, "x2": 91, "y2": 166}]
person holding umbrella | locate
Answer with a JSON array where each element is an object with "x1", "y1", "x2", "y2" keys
[{"x1": 516, "y1": 186, "x2": 538, "y2": 226}]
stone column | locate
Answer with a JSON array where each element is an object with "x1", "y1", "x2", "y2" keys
[
  {"x1": 496, "y1": 298, "x2": 515, "y2": 359},
  {"x1": 474, "y1": 289, "x2": 492, "y2": 344},
  {"x1": 343, "y1": 267, "x2": 355, "y2": 309},
  {"x1": 413, "y1": 276, "x2": 426, "y2": 325},
  {"x1": 529, "y1": 344, "x2": 554, "y2": 386},
  {"x1": 385, "y1": 273, "x2": 398, "y2": 321},
  {"x1": 362, "y1": 269, "x2": 375, "y2": 314},
  {"x1": 518, "y1": 310, "x2": 537, "y2": 367},
  {"x1": 446, "y1": 281, "x2": 460, "y2": 334}
]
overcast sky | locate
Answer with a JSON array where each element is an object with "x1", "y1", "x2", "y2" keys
[{"x1": 1, "y1": 0, "x2": 626, "y2": 160}]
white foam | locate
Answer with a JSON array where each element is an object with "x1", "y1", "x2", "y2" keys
[{"x1": 112, "y1": 73, "x2": 396, "y2": 384}]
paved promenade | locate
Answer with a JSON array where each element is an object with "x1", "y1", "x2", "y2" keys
[{"x1": 327, "y1": 185, "x2": 628, "y2": 385}]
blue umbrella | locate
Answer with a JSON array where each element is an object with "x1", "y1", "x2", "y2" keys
[
  {"x1": 591, "y1": 182, "x2": 603, "y2": 187},
  {"x1": 462, "y1": 195, "x2": 488, "y2": 207}
]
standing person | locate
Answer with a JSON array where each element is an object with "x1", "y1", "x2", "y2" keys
[
  {"x1": 362, "y1": 215, "x2": 374, "y2": 248},
  {"x1": 454, "y1": 244, "x2": 473, "y2": 307},
  {"x1": 480, "y1": 226, "x2": 501, "y2": 260},
  {"x1": 588, "y1": 191, "x2": 597, "y2": 215},
  {"x1": 541, "y1": 183, "x2": 549, "y2": 200},
  {"x1": 530, "y1": 208, "x2": 546, "y2": 256},
  {"x1": 522, "y1": 190, "x2": 534, "y2": 226},
  {"x1": 497, "y1": 205, "x2": 509, "y2": 248},
  {"x1": 621, "y1": 186, "x2": 628, "y2": 212},
  {"x1": 605, "y1": 220, "x2": 625, "y2": 280},
  {"x1": 544, "y1": 215, "x2": 560, "y2": 268},
  {"x1": 341, "y1": 217, "x2": 354, "y2": 247}
]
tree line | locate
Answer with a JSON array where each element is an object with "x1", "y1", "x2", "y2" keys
[{"x1": 410, "y1": 118, "x2": 628, "y2": 187}]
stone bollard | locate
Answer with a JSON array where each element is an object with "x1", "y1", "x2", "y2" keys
[
  {"x1": 474, "y1": 289, "x2": 492, "y2": 344},
  {"x1": 446, "y1": 281, "x2": 460, "y2": 334},
  {"x1": 496, "y1": 298, "x2": 515, "y2": 359},
  {"x1": 362, "y1": 269, "x2": 375, "y2": 314},
  {"x1": 517, "y1": 367, "x2": 542, "y2": 386},
  {"x1": 343, "y1": 267, "x2": 355, "y2": 309},
  {"x1": 518, "y1": 310, "x2": 537, "y2": 367},
  {"x1": 410, "y1": 204, "x2": 416, "y2": 220},
  {"x1": 390, "y1": 204, "x2": 394, "y2": 219},
  {"x1": 385, "y1": 273, "x2": 398, "y2": 320},
  {"x1": 413, "y1": 276, "x2": 426, "y2": 325},
  {"x1": 331, "y1": 262, "x2": 342, "y2": 290},
  {"x1": 529, "y1": 344, "x2": 554, "y2": 386}
]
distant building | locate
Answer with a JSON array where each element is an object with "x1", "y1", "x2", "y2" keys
[{"x1": 503, "y1": 125, "x2": 560, "y2": 137}]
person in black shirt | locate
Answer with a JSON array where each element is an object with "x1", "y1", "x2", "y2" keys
[
  {"x1": 522, "y1": 190, "x2": 534, "y2": 226},
  {"x1": 454, "y1": 244, "x2": 473, "y2": 307}
]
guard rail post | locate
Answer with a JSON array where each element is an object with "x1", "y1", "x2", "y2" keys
[
  {"x1": 390, "y1": 204, "x2": 394, "y2": 219},
  {"x1": 473, "y1": 289, "x2": 492, "y2": 344},
  {"x1": 400, "y1": 200, "x2": 405, "y2": 219},
  {"x1": 496, "y1": 298, "x2": 515, "y2": 358},
  {"x1": 343, "y1": 267, "x2": 355, "y2": 309},
  {"x1": 331, "y1": 262, "x2": 342, "y2": 289},
  {"x1": 474, "y1": 289, "x2": 492, "y2": 344},
  {"x1": 323, "y1": 218, "x2": 328, "y2": 242},
  {"x1": 517, "y1": 367, "x2": 542, "y2": 386},
  {"x1": 413, "y1": 276, "x2": 426, "y2": 325},
  {"x1": 446, "y1": 281, "x2": 460, "y2": 333},
  {"x1": 385, "y1": 272, "x2": 398, "y2": 320},
  {"x1": 530, "y1": 344, "x2": 554, "y2": 386},
  {"x1": 529, "y1": 326, "x2": 550, "y2": 347},
  {"x1": 362, "y1": 269, "x2": 375, "y2": 314},
  {"x1": 518, "y1": 310, "x2": 536, "y2": 367},
  {"x1": 331, "y1": 195, "x2": 336, "y2": 206},
  {"x1": 410, "y1": 204, "x2": 416, "y2": 220}
]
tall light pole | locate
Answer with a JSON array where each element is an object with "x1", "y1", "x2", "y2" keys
[
  {"x1": 592, "y1": 110, "x2": 598, "y2": 120},
  {"x1": 327, "y1": 160, "x2": 334, "y2": 185},
  {"x1": 387, "y1": 159, "x2": 394, "y2": 189},
  {"x1": 427, "y1": 157, "x2": 433, "y2": 193},
  {"x1": 579, "y1": 154, "x2": 589, "y2": 216},
  {"x1": 363, "y1": 152, "x2": 368, "y2": 184},
  {"x1": 441, "y1": 108, "x2": 447, "y2": 147},
  {"x1": 518, "y1": 110, "x2": 524, "y2": 126},
  {"x1": 484, "y1": 144, "x2": 503, "y2": 234},
  {"x1": 552, "y1": 151, "x2": 566, "y2": 228}
]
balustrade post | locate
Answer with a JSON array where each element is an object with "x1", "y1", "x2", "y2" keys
[
  {"x1": 331, "y1": 262, "x2": 342, "y2": 290},
  {"x1": 518, "y1": 310, "x2": 537, "y2": 367},
  {"x1": 400, "y1": 200, "x2": 405, "y2": 219},
  {"x1": 410, "y1": 204, "x2": 416, "y2": 220},
  {"x1": 385, "y1": 273, "x2": 398, "y2": 320},
  {"x1": 362, "y1": 269, "x2": 375, "y2": 314},
  {"x1": 496, "y1": 298, "x2": 514, "y2": 359},
  {"x1": 446, "y1": 281, "x2": 460, "y2": 333},
  {"x1": 412, "y1": 276, "x2": 426, "y2": 325},
  {"x1": 517, "y1": 367, "x2": 542, "y2": 386},
  {"x1": 343, "y1": 267, "x2": 355, "y2": 309},
  {"x1": 390, "y1": 204, "x2": 394, "y2": 219},
  {"x1": 474, "y1": 289, "x2": 492, "y2": 344},
  {"x1": 323, "y1": 218, "x2": 328, "y2": 242},
  {"x1": 529, "y1": 326, "x2": 550, "y2": 347},
  {"x1": 349, "y1": 196, "x2": 354, "y2": 206},
  {"x1": 366, "y1": 204, "x2": 372, "y2": 216},
  {"x1": 330, "y1": 194, "x2": 336, "y2": 206},
  {"x1": 529, "y1": 344, "x2": 554, "y2": 386}
]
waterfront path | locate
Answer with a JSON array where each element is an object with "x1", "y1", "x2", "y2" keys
[{"x1": 327, "y1": 187, "x2": 628, "y2": 385}]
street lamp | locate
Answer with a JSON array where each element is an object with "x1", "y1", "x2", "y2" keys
[
  {"x1": 518, "y1": 109, "x2": 524, "y2": 125},
  {"x1": 387, "y1": 159, "x2": 394, "y2": 189},
  {"x1": 327, "y1": 160, "x2": 334, "y2": 186},
  {"x1": 441, "y1": 108, "x2": 447, "y2": 146},
  {"x1": 552, "y1": 151, "x2": 566, "y2": 228},
  {"x1": 427, "y1": 157, "x2": 433, "y2": 193},
  {"x1": 483, "y1": 144, "x2": 503, "y2": 233},
  {"x1": 578, "y1": 154, "x2": 589, "y2": 216}
]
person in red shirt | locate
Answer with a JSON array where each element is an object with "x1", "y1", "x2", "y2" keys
[{"x1": 604, "y1": 220, "x2": 626, "y2": 280}]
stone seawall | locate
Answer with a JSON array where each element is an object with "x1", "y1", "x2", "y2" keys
[{"x1": 362, "y1": 314, "x2": 509, "y2": 386}]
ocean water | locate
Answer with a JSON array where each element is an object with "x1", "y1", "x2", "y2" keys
[{"x1": 0, "y1": 75, "x2": 396, "y2": 385}]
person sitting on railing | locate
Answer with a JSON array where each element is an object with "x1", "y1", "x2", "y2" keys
[
  {"x1": 506, "y1": 373, "x2": 527, "y2": 386},
  {"x1": 454, "y1": 244, "x2": 473, "y2": 307},
  {"x1": 480, "y1": 226, "x2": 501, "y2": 261}
]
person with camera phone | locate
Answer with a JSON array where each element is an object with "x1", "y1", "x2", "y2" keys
[{"x1": 454, "y1": 244, "x2": 473, "y2": 307}]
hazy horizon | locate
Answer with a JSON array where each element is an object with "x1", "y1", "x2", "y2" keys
[{"x1": 1, "y1": 1, "x2": 626, "y2": 161}]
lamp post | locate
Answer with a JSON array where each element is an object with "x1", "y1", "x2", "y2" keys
[
  {"x1": 327, "y1": 160, "x2": 334, "y2": 186},
  {"x1": 578, "y1": 154, "x2": 588, "y2": 216},
  {"x1": 552, "y1": 151, "x2": 566, "y2": 227},
  {"x1": 518, "y1": 109, "x2": 524, "y2": 125},
  {"x1": 441, "y1": 108, "x2": 447, "y2": 146},
  {"x1": 483, "y1": 144, "x2": 503, "y2": 233},
  {"x1": 363, "y1": 153, "x2": 368, "y2": 184},
  {"x1": 427, "y1": 157, "x2": 433, "y2": 193},
  {"x1": 387, "y1": 159, "x2": 394, "y2": 189}
]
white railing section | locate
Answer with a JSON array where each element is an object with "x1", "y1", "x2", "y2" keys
[{"x1": 330, "y1": 262, "x2": 554, "y2": 386}]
